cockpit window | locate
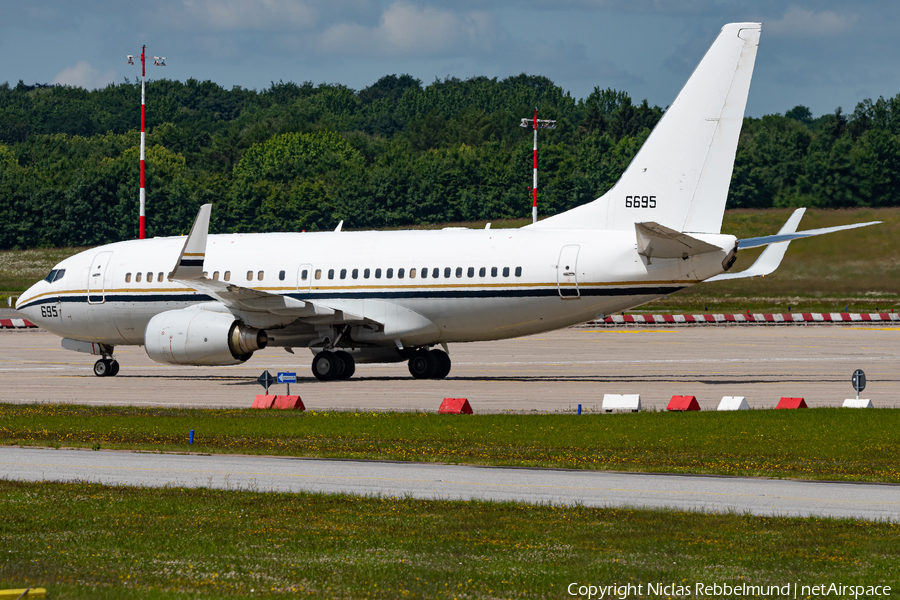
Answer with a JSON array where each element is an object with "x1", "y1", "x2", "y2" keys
[{"x1": 44, "y1": 269, "x2": 65, "y2": 283}]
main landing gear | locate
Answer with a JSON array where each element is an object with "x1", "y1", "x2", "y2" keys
[
  {"x1": 93, "y1": 357, "x2": 120, "y2": 377},
  {"x1": 310, "y1": 347, "x2": 452, "y2": 381},
  {"x1": 407, "y1": 348, "x2": 451, "y2": 380},
  {"x1": 312, "y1": 350, "x2": 356, "y2": 381}
]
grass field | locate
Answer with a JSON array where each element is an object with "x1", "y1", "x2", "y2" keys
[
  {"x1": 4, "y1": 404, "x2": 900, "y2": 483},
  {"x1": 2, "y1": 209, "x2": 897, "y2": 313},
  {"x1": 1, "y1": 480, "x2": 897, "y2": 599}
]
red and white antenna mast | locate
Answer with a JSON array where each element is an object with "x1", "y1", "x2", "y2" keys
[
  {"x1": 520, "y1": 109, "x2": 556, "y2": 224},
  {"x1": 127, "y1": 46, "x2": 166, "y2": 239}
]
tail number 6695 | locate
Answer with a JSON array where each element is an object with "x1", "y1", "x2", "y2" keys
[{"x1": 625, "y1": 195, "x2": 656, "y2": 208}]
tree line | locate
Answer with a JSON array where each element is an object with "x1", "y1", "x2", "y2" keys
[{"x1": 0, "y1": 75, "x2": 899, "y2": 249}]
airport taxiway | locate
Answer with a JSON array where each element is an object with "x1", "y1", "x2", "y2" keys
[
  {"x1": 0, "y1": 322, "x2": 898, "y2": 411},
  {"x1": 3, "y1": 447, "x2": 898, "y2": 520}
]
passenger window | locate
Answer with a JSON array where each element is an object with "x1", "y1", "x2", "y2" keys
[
  {"x1": 246, "y1": 271, "x2": 253, "y2": 281},
  {"x1": 409, "y1": 268, "x2": 416, "y2": 279},
  {"x1": 158, "y1": 272, "x2": 163, "y2": 282},
  {"x1": 364, "y1": 268, "x2": 370, "y2": 279},
  {"x1": 456, "y1": 267, "x2": 463, "y2": 278},
  {"x1": 136, "y1": 272, "x2": 142, "y2": 283},
  {"x1": 125, "y1": 273, "x2": 131, "y2": 283},
  {"x1": 147, "y1": 272, "x2": 154, "y2": 283},
  {"x1": 515, "y1": 266, "x2": 522, "y2": 277},
  {"x1": 444, "y1": 267, "x2": 451, "y2": 278},
  {"x1": 467, "y1": 267, "x2": 474, "y2": 278},
  {"x1": 258, "y1": 271, "x2": 264, "y2": 281},
  {"x1": 491, "y1": 267, "x2": 498, "y2": 277},
  {"x1": 202, "y1": 272, "x2": 207, "y2": 279},
  {"x1": 386, "y1": 268, "x2": 393, "y2": 279},
  {"x1": 328, "y1": 269, "x2": 334, "y2": 280},
  {"x1": 279, "y1": 270, "x2": 285, "y2": 281},
  {"x1": 375, "y1": 268, "x2": 382, "y2": 279},
  {"x1": 352, "y1": 268, "x2": 359, "y2": 279},
  {"x1": 340, "y1": 269, "x2": 347, "y2": 280},
  {"x1": 479, "y1": 267, "x2": 486, "y2": 277},
  {"x1": 301, "y1": 269, "x2": 308, "y2": 280},
  {"x1": 213, "y1": 271, "x2": 219, "y2": 281},
  {"x1": 503, "y1": 267, "x2": 510, "y2": 277},
  {"x1": 420, "y1": 268, "x2": 426, "y2": 279},
  {"x1": 224, "y1": 271, "x2": 231, "y2": 282},
  {"x1": 433, "y1": 268, "x2": 440, "y2": 279},
  {"x1": 398, "y1": 268, "x2": 405, "y2": 279},
  {"x1": 315, "y1": 269, "x2": 322, "y2": 280}
]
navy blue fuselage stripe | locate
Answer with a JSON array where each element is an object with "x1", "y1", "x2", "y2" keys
[{"x1": 17, "y1": 286, "x2": 685, "y2": 310}]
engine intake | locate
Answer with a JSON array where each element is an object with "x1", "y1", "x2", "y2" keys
[{"x1": 145, "y1": 307, "x2": 267, "y2": 366}]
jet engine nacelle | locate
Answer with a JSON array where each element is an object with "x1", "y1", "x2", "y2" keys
[{"x1": 144, "y1": 307, "x2": 267, "y2": 366}]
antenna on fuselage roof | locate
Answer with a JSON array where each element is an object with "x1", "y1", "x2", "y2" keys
[{"x1": 334, "y1": 221, "x2": 343, "y2": 232}]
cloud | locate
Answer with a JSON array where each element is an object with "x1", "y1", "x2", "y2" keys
[
  {"x1": 179, "y1": 0, "x2": 319, "y2": 31},
  {"x1": 766, "y1": 7, "x2": 857, "y2": 37},
  {"x1": 51, "y1": 61, "x2": 116, "y2": 90},
  {"x1": 317, "y1": 2, "x2": 491, "y2": 57}
]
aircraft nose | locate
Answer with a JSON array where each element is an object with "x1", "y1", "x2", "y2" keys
[{"x1": 16, "y1": 282, "x2": 42, "y2": 318}]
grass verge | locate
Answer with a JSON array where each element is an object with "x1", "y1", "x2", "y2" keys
[
  {"x1": 3, "y1": 404, "x2": 900, "y2": 483},
  {"x1": 1, "y1": 480, "x2": 897, "y2": 599}
]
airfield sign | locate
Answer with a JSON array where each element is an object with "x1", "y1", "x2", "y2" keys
[{"x1": 852, "y1": 369, "x2": 866, "y2": 399}]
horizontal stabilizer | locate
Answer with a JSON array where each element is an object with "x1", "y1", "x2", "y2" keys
[
  {"x1": 737, "y1": 220, "x2": 881, "y2": 249},
  {"x1": 636, "y1": 222, "x2": 721, "y2": 260}
]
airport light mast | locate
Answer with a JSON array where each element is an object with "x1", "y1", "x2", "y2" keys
[
  {"x1": 520, "y1": 109, "x2": 556, "y2": 224},
  {"x1": 127, "y1": 46, "x2": 166, "y2": 239}
]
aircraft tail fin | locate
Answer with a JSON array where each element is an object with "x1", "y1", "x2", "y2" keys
[{"x1": 530, "y1": 22, "x2": 761, "y2": 234}]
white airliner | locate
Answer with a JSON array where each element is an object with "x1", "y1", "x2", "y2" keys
[{"x1": 16, "y1": 23, "x2": 879, "y2": 380}]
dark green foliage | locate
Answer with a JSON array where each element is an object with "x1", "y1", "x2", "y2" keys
[{"x1": 2, "y1": 74, "x2": 900, "y2": 249}]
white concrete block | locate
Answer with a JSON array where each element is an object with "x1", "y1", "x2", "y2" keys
[
  {"x1": 717, "y1": 396, "x2": 749, "y2": 411},
  {"x1": 602, "y1": 394, "x2": 641, "y2": 412},
  {"x1": 842, "y1": 399, "x2": 873, "y2": 408}
]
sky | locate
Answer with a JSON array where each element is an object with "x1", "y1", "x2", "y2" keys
[{"x1": 1, "y1": 0, "x2": 898, "y2": 118}]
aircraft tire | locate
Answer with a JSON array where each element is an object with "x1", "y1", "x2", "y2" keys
[
  {"x1": 109, "y1": 360, "x2": 120, "y2": 377},
  {"x1": 408, "y1": 349, "x2": 438, "y2": 379},
  {"x1": 431, "y1": 349, "x2": 451, "y2": 379},
  {"x1": 312, "y1": 351, "x2": 339, "y2": 381},
  {"x1": 93, "y1": 359, "x2": 111, "y2": 377},
  {"x1": 334, "y1": 351, "x2": 355, "y2": 380}
]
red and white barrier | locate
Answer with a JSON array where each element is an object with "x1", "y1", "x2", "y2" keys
[
  {"x1": 0, "y1": 319, "x2": 36, "y2": 329},
  {"x1": 594, "y1": 312, "x2": 900, "y2": 326}
]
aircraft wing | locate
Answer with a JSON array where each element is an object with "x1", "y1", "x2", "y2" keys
[
  {"x1": 169, "y1": 204, "x2": 378, "y2": 327},
  {"x1": 707, "y1": 209, "x2": 881, "y2": 282}
]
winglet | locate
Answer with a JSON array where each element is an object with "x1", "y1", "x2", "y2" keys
[{"x1": 171, "y1": 204, "x2": 212, "y2": 281}]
